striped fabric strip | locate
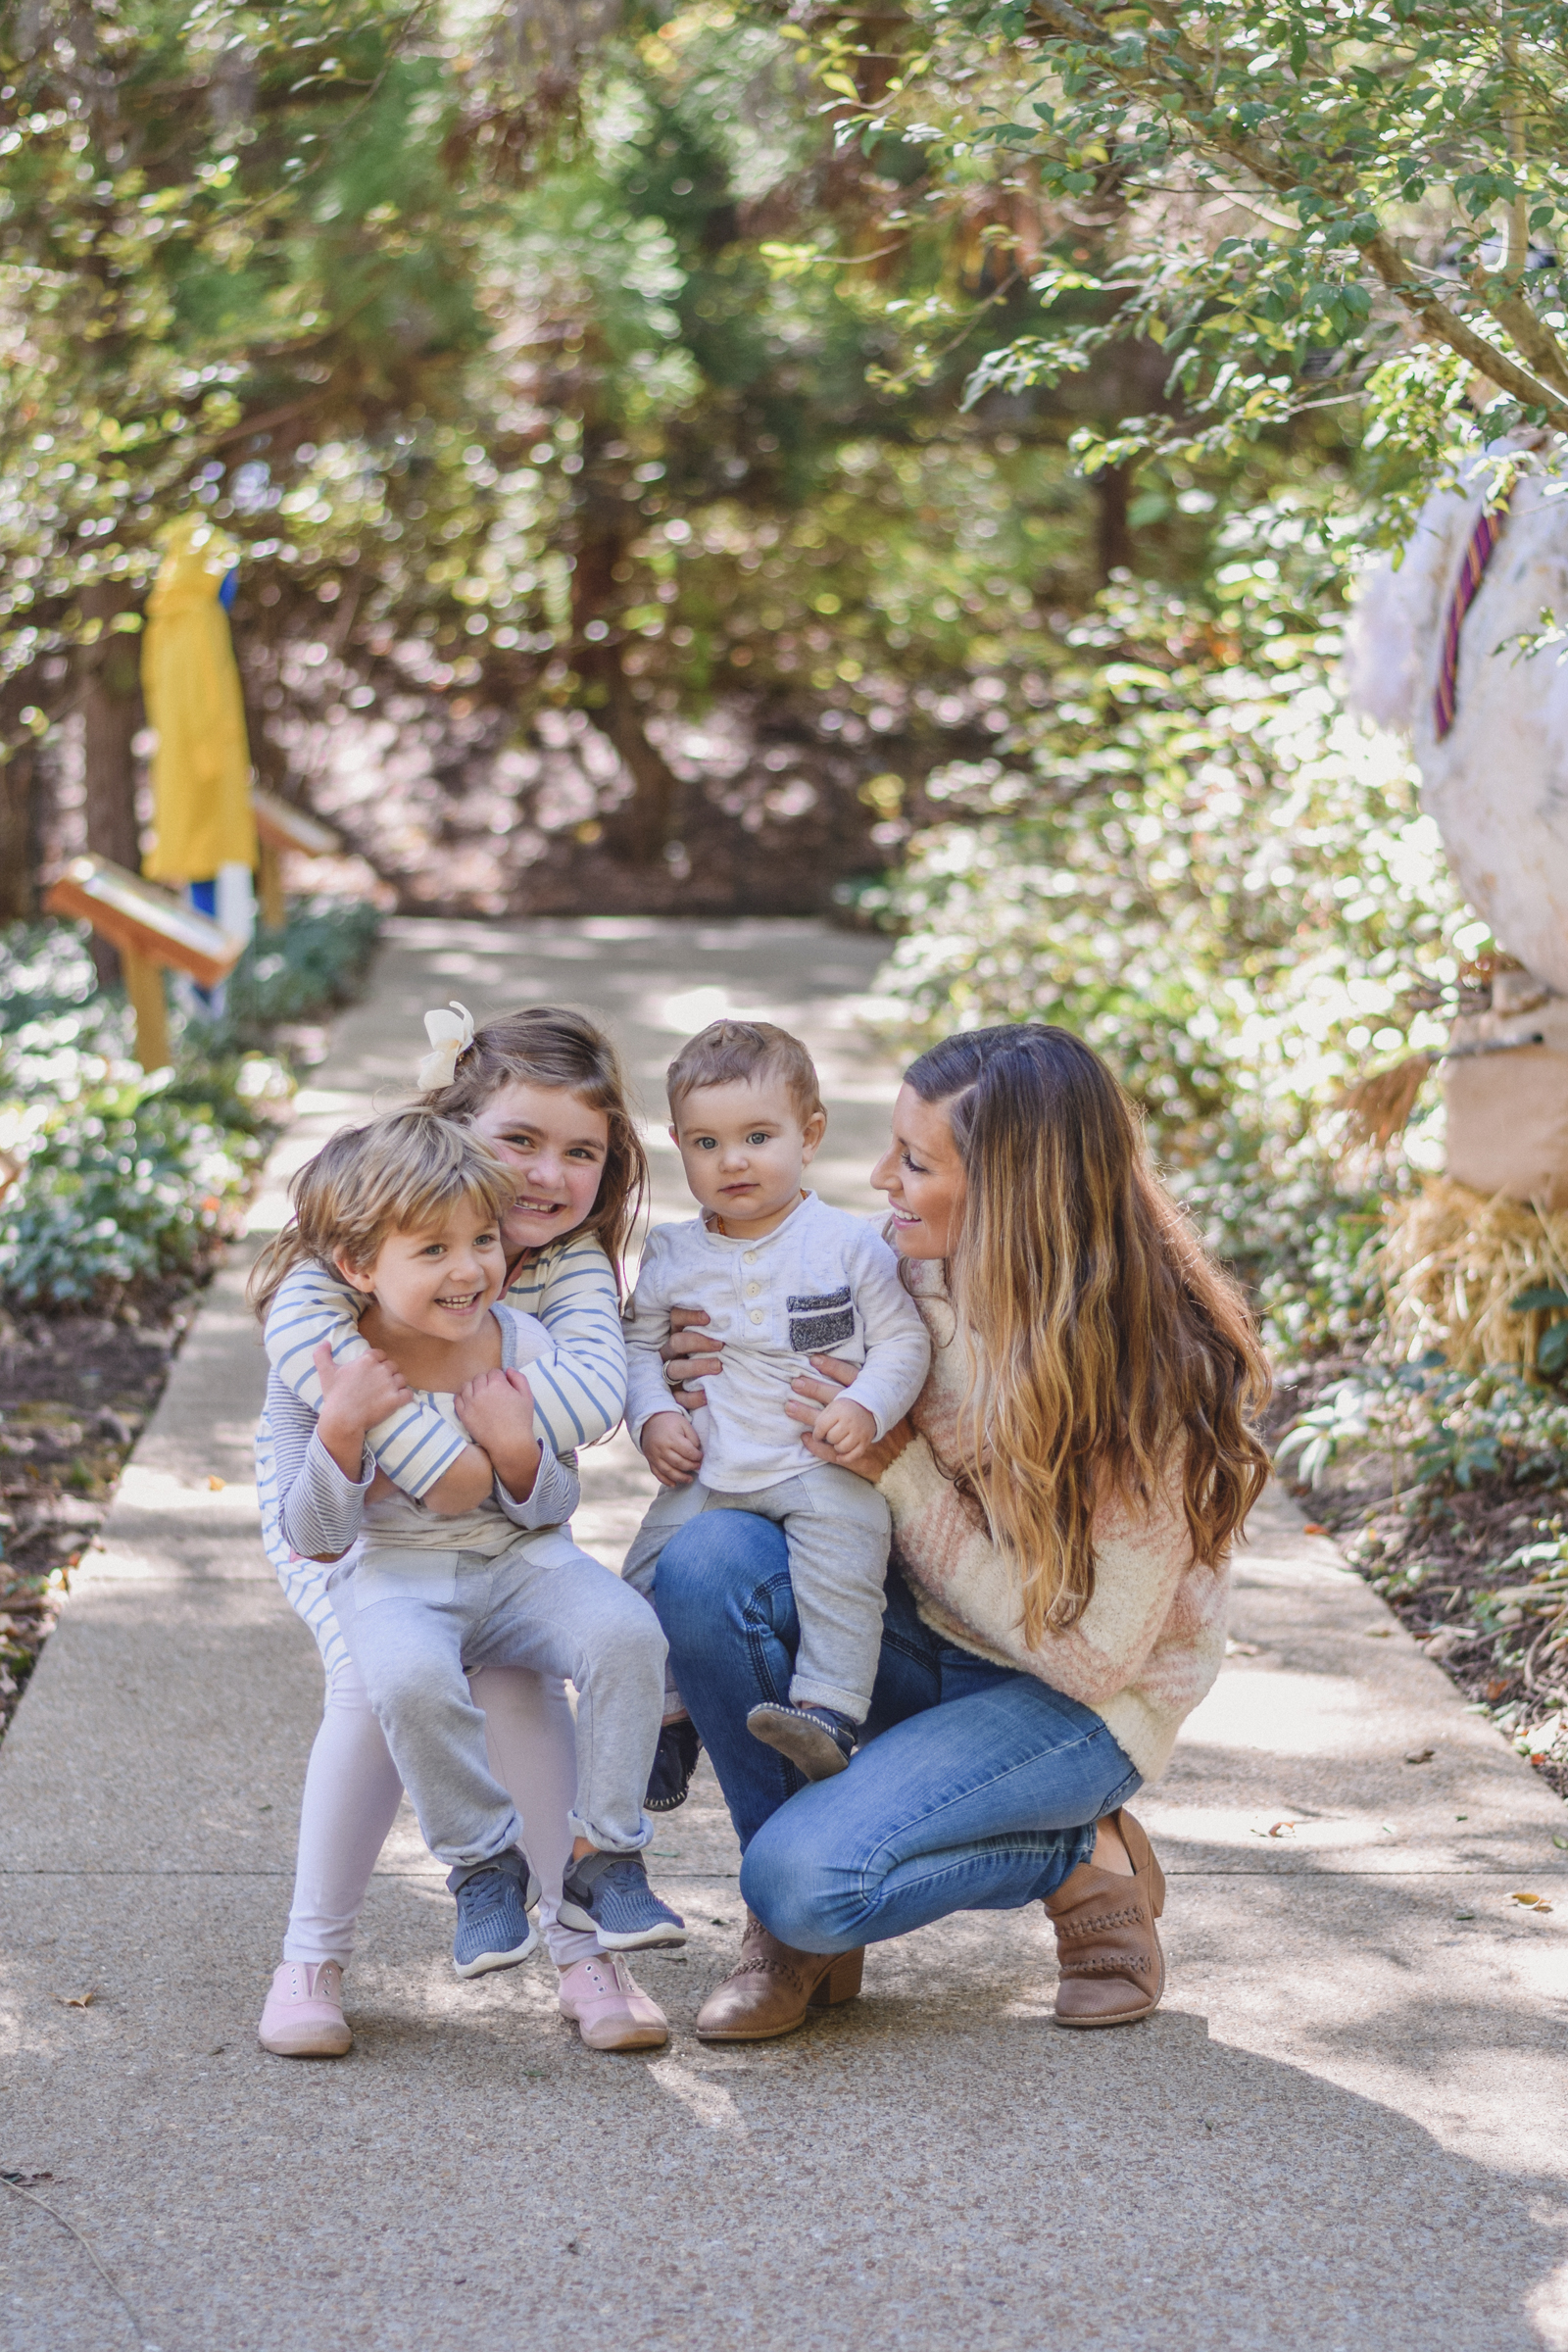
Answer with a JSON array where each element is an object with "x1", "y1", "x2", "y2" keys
[
  {"x1": 263, "y1": 1231, "x2": 627, "y2": 1495},
  {"x1": 1433, "y1": 482, "x2": 1516, "y2": 740},
  {"x1": 255, "y1": 1408, "x2": 351, "y2": 1678}
]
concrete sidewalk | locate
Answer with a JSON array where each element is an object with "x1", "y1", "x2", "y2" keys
[{"x1": 2, "y1": 916, "x2": 1566, "y2": 2352}]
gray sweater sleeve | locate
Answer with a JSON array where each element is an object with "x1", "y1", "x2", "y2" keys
[
  {"x1": 493, "y1": 1442, "x2": 579, "y2": 1532},
  {"x1": 266, "y1": 1371, "x2": 373, "y2": 1560}
]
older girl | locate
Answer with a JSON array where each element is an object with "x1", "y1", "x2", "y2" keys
[
  {"x1": 256, "y1": 1006, "x2": 669, "y2": 2057},
  {"x1": 655, "y1": 1023, "x2": 1271, "y2": 2038}
]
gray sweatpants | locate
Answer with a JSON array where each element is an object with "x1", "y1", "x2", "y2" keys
[
  {"x1": 622, "y1": 1464, "x2": 891, "y2": 1722},
  {"x1": 331, "y1": 1529, "x2": 666, "y2": 1871}
]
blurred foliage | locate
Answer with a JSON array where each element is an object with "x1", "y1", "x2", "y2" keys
[
  {"x1": 0, "y1": 0, "x2": 1372, "y2": 881},
  {"x1": 808, "y1": 0, "x2": 1568, "y2": 527},
  {"x1": 0, "y1": 906, "x2": 374, "y2": 1310},
  {"x1": 198, "y1": 898, "x2": 382, "y2": 1039},
  {"x1": 864, "y1": 516, "x2": 1494, "y2": 1366},
  {"x1": 1278, "y1": 1361, "x2": 1568, "y2": 1498},
  {"x1": 875, "y1": 521, "x2": 1467, "y2": 1141}
]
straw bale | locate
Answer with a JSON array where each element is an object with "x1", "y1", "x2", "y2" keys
[{"x1": 1378, "y1": 1176, "x2": 1568, "y2": 1371}]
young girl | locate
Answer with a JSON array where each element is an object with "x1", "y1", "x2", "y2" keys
[{"x1": 254, "y1": 1005, "x2": 671, "y2": 2056}]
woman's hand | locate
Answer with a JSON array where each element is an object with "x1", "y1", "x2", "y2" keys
[
  {"x1": 785, "y1": 1353, "x2": 915, "y2": 1484},
  {"x1": 659, "y1": 1306, "x2": 724, "y2": 1411}
]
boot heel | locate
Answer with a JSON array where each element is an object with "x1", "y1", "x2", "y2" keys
[
  {"x1": 808, "y1": 1948, "x2": 864, "y2": 2008},
  {"x1": 1116, "y1": 1808, "x2": 1165, "y2": 1917}
]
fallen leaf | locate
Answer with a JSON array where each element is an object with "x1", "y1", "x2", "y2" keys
[
  {"x1": 55, "y1": 1989, "x2": 95, "y2": 2008},
  {"x1": 1485, "y1": 1678, "x2": 1511, "y2": 1701},
  {"x1": 1302, "y1": 1523, "x2": 1330, "y2": 1536},
  {"x1": 1225, "y1": 1640, "x2": 1261, "y2": 1657},
  {"x1": 1553, "y1": 1835, "x2": 1568, "y2": 1850},
  {"x1": 1404, "y1": 1749, "x2": 1435, "y2": 1764},
  {"x1": 1454, "y1": 1911, "x2": 1476, "y2": 1921},
  {"x1": 1365, "y1": 1627, "x2": 1393, "y2": 1639},
  {"x1": 1381, "y1": 1822, "x2": 1399, "y2": 1835},
  {"x1": 1512, "y1": 1890, "x2": 1546, "y2": 1906},
  {"x1": 1266, "y1": 1820, "x2": 1298, "y2": 1838},
  {"x1": 207, "y1": 1475, "x2": 225, "y2": 1492}
]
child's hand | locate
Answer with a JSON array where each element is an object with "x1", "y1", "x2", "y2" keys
[
  {"x1": 314, "y1": 1341, "x2": 411, "y2": 1480},
  {"x1": 642, "y1": 1410, "x2": 704, "y2": 1489},
  {"x1": 455, "y1": 1365, "x2": 540, "y2": 1499},
  {"x1": 811, "y1": 1394, "x2": 877, "y2": 1464}
]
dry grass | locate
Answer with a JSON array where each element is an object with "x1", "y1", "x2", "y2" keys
[{"x1": 1379, "y1": 1176, "x2": 1568, "y2": 1370}]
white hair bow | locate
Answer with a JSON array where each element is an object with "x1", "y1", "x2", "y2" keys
[{"x1": 417, "y1": 1002, "x2": 476, "y2": 1093}]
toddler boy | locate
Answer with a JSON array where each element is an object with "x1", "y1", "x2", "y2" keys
[{"x1": 622, "y1": 1020, "x2": 930, "y2": 1784}]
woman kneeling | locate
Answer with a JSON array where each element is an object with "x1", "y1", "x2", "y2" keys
[{"x1": 655, "y1": 1023, "x2": 1270, "y2": 2036}]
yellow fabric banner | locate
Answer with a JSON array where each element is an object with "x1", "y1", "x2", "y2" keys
[{"x1": 140, "y1": 516, "x2": 257, "y2": 883}]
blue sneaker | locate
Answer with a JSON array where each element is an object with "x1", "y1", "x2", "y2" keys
[
  {"x1": 558, "y1": 1851, "x2": 687, "y2": 1950},
  {"x1": 448, "y1": 1848, "x2": 540, "y2": 1979},
  {"x1": 746, "y1": 1700, "x2": 857, "y2": 1781}
]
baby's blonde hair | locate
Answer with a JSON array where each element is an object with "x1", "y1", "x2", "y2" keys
[
  {"x1": 666, "y1": 1019, "x2": 823, "y2": 1127},
  {"x1": 249, "y1": 1109, "x2": 515, "y2": 1323}
]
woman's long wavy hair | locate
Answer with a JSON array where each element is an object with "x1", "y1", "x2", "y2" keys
[
  {"x1": 905, "y1": 1024, "x2": 1271, "y2": 1642},
  {"x1": 420, "y1": 1006, "x2": 648, "y2": 1286}
]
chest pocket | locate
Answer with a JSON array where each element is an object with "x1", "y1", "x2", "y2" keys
[{"x1": 789, "y1": 1286, "x2": 855, "y2": 1352}]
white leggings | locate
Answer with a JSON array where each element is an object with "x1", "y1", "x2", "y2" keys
[{"x1": 282, "y1": 1649, "x2": 601, "y2": 1973}]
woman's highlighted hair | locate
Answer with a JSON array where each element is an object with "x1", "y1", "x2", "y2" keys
[
  {"x1": 904, "y1": 1024, "x2": 1271, "y2": 1642},
  {"x1": 249, "y1": 1109, "x2": 514, "y2": 1324}
]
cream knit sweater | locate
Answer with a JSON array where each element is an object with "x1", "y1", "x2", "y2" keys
[{"x1": 876, "y1": 1259, "x2": 1228, "y2": 1784}]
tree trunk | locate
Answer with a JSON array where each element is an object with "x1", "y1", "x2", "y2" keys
[
  {"x1": 0, "y1": 737, "x2": 36, "y2": 920},
  {"x1": 1095, "y1": 463, "x2": 1133, "y2": 583},
  {"x1": 569, "y1": 474, "x2": 684, "y2": 866},
  {"x1": 78, "y1": 582, "x2": 145, "y2": 986}
]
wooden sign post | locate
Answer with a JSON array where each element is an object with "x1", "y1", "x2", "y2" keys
[
  {"x1": 43, "y1": 856, "x2": 243, "y2": 1072},
  {"x1": 251, "y1": 788, "x2": 343, "y2": 930}
]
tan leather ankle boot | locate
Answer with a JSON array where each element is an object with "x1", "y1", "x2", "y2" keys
[
  {"x1": 695, "y1": 1911, "x2": 864, "y2": 2042},
  {"x1": 1044, "y1": 1807, "x2": 1166, "y2": 2029}
]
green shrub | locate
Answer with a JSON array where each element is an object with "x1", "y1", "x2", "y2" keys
[
  {"x1": 0, "y1": 919, "x2": 299, "y2": 1310},
  {"x1": 1278, "y1": 1363, "x2": 1568, "y2": 1498},
  {"x1": 873, "y1": 531, "x2": 1465, "y2": 1175},
  {"x1": 210, "y1": 898, "x2": 382, "y2": 1037},
  {"x1": 0, "y1": 1069, "x2": 268, "y2": 1304}
]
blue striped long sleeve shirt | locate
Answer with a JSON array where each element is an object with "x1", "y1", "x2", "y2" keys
[{"x1": 262, "y1": 1230, "x2": 628, "y2": 1500}]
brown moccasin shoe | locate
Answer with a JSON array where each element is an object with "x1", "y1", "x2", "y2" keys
[
  {"x1": 1044, "y1": 1806, "x2": 1166, "y2": 2029},
  {"x1": 695, "y1": 1910, "x2": 864, "y2": 2042}
]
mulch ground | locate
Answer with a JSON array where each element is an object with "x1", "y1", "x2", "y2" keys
[
  {"x1": 1267, "y1": 1360, "x2": 1568, "y2": 1804},
  {"x1": 0, "y1": 1284, "x2": 202, "y2": 1740}
]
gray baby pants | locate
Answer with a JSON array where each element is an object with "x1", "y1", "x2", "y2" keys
[
  {"x1": 622, "y1": 1463, "x2": 891, "y2": 1722},
  {"x1": 331, "y1": 1529, "x2": 666, "y2": 1871}
]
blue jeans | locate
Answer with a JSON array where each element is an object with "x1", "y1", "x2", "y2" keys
[{"x1": 656, "y1": 1512, "x2": 1142, "y2": 1955}]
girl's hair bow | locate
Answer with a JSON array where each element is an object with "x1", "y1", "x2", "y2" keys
[{"x1": 416, "y1": 1001, "x2": 476, "y2": 1093}]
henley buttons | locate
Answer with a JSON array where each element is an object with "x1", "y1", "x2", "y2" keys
[
  {"x1": 750, "y1": 1311, "x2": 762, "y2": 1324},
  {"x1": 744, "y1": 1250, "x2": 757, "y2": 1262},
  {"x1": 746, "y1": 1282, "x2": 760, "y2": 1298}
]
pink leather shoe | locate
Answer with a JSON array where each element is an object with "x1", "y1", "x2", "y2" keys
[
  {"x1": 258, "y1": 1959, "x2": 353, "y2": 2058},
  {"x1": 557, "y1": 1953, "x2": 668, "y2": 2051}
]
